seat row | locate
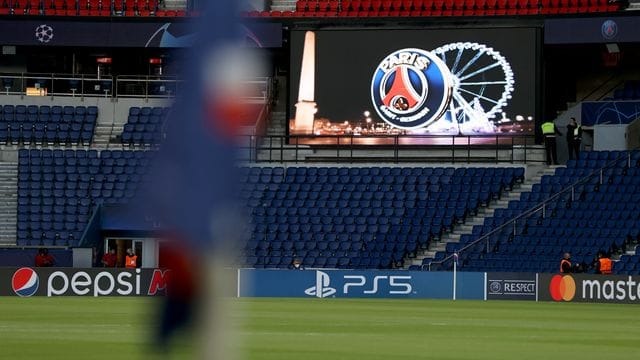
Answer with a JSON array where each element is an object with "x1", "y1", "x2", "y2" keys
[
  {"x1": 16, "y1": 149, "x2": 154, "y2": 247},
  {"x1": 429, "y1": 151, "x2": 640, "y2": 274},
  {"x1": 247, "y1": 0, "x2": 621, "y2": 17}
]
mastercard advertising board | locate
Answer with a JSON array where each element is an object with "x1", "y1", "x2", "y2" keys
[{"x1": 540, "y1": 274, "x2": 640, "y2": 304}]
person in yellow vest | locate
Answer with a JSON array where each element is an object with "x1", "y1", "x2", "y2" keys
[
  {"x1": 594, "y1": 251, "x2": 612, "y2": 275},
  {"x1": 566, "y1": 117, "x2": 583, "y2": 160},
  {"x1": 560, "y1": 252, "x2": 572, "y2": 273},
  {"x1": 125, "y1": 248, "x2": 138, "y2": 268},
  {"x1": 541, "y1": 119, "x2": 563, "y2": 165}
]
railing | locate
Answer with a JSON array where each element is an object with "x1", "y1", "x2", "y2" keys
[
  {"x1": 237, "y1": 134, "x2": 542, "y2": 164},
  {"x1": 114, "y1": 75, "x2": 183, "y2": 99},
  {"x1": 424, "y1": 150, "x2": 638, "y2": 271},
  {"x1": 0, "y1": 73, "x2": 115, "y2": 98},
  {"x1": 0, "y1": 73, "x2": 274, "y2": 100}
]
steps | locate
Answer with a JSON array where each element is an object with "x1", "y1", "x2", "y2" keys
[
  {"x1": 627, "y1": 0, "x2": 640, "y2": 11},
  {"x1": 405, "y1": 165, "x2": 561, "y2": 269},
  {"x1": 92, "y1": 124, "x2": 114, "y2": 148},
  {"x1": 0, "y1": 159, "x2": 17, "y2": 246},
  {"x1": 270, "y1": 0, "x2": 297, "y2": 11},
  {"x1": 162, "y1": 0, "x2": 188, "y2": 10}
]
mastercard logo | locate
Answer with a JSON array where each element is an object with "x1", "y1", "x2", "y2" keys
[{"x1": 549, "y1": 275, "x2": 576, "y2": 301}]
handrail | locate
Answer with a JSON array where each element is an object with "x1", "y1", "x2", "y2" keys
[
  {"x1": 596, "y1": 79, "x2": 627, "y2": 102},
  {"x1": 0, "y1": 72, "x2": 272, "y2": 100},
  {"x1": 424, "y1": 149, "x2": 638, "y2": 271},
  {"x1": 579, "y1": 74, "x2": 618, "y2": 103},
  {"x1": 237, "y1": 133, "x2": 540, "y2": 164}
]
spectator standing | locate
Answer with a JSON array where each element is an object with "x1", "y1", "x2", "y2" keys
[
  {"x1": 541, "y1": 119, "x2": 562, "y2": 165},
  {"x1": 125, "y1": 248, "x2": 138, "y2": 268},
  {"x1": 566, "y1": 118, "x2": 582, "y2": 160},
  {"x1": 594, "y1": 251, "x2": 612, "y2": 274},
  {"x1": 289, "y1": 258, "x2": 305, "y2": 270},
  {"x1": 101, "y1": 248, "x2": 118, "y2": 267},
  {"x1": 35, "y1": 248, "x2": 54, "y2": 267},
  {"x1": 560, "y1": 252, "x2": 572, "y2": 273}
]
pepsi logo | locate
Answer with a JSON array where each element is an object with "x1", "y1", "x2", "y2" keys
[{"x1": 12, "y1": 267, "x2": 39, "y2": 297}]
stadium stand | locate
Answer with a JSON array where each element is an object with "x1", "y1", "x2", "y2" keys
[
  {"x1": 0, "y1": 0, "x2": 189, "y2": 16},
  {"x1": 239, "y1": 166, "x2": 524, "y2": 269},
  {"x1": 0, "y1": 105, "x2": 97, "y2": 146},
  {"x1": 17, "y1": 149, "x2": 153, "y2": 247},
  {"x1": 246, "y1": 0, "x2": 624, "y2": 17},
  {"x1": 120, "y1": 106, "x2": 168, "y2": 146},
  {"x1": 426, "y1": 151, "x2": 640, "y2": 275},
  {"x1": 612, "y1": 80, "x2": 640, "y2": 101}
]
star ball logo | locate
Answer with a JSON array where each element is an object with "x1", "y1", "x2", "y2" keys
[
  {"x1": 35, "y1": 24, "x2": 54, "y2": 44},
  {"x1": 549, "y1": 274, "x2": 576, "y2": 302},
  {"x1": 371, "y1": 48, "x2": 452, "y2": 130},
  {"x1": 12, "y1": 267, "x2": 39, "y2": 297}
]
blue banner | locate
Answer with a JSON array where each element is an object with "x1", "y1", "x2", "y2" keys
[
  {"x1": 581, "y1": 101, "x2": 640, "y2": 126},
  {"x1": 238, "y1": 269, "x2": 485, "y2": 300},
  {"x1": 0, "y1": 20, "x2": 282, "y2": 48},
  {"x1": 545, "y1": 16, "x2": 640, "y2": 44}
]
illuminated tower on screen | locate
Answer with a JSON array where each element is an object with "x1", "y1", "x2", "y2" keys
[{"x1": 294, "y1": 31, "x2": 318, "y2": 134}]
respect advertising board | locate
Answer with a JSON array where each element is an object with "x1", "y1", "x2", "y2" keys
[
  {"x1": 486, "y1": 272, "x2": 537, "y2": 300},
  {"x1": 539, "y1": 273, "x2": 640, "y2": 304},
  {"x1": 0, "y1": 267, "x2": 170, "y2": 297}
]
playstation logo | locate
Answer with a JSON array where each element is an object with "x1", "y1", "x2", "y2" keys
[{"x1": 304, "y1": 271, "x2": 336, "y2": 298}]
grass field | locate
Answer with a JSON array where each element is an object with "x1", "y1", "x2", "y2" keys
[{"x1": 1, "y1": 297, "x2": 639, "y2": 359}]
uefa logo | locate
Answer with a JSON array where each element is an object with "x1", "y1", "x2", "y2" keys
[
  {"x1": 371, "y1": 48, "x2": 452, "y2": 130},
  {"x1": 12, "y1": 267, "x2": 39, "y2": 297},
  {"x1": 489, "y1": 281, "x2": 502, "y2": 294}
]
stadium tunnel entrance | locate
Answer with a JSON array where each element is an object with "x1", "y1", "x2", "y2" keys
[
  {"x1": 103, "y1": 237, "x2": 159, "y2": 268},
  {"x1": 80, "y1": 204, "x2": 163, "y2": 268}
]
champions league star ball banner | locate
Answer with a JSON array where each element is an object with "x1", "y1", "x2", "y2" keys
[
  {"x1": 0, "y1": 20, "x2": 282, "y2": 48},
  {"x1": 288, "y1": 28, "x2": 540, "y2": 144}
]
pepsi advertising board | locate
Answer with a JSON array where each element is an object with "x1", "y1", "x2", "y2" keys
[
  {"x1": 540, "y1": 274, "x2": 640, "y2": 304},
  {"x1": 288, "y1": 28, "x2": 540, "y2": 144},
  {"x1": 1, "y1": 267, "x2": 170, "y2": 297},
  {"x1": 238, "y1": 269, "x2": 485, "y2": 299}
]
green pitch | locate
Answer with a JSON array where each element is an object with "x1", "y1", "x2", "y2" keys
[{"x1": 0, "y1": 297, "x2": 639, "y2": 360}]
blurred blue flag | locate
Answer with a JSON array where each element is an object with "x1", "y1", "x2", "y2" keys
[{"x1": 141, "y1": 0, "x2": 247, "y2": 251}]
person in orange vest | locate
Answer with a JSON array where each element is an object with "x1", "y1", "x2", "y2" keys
[
  {"x1": 595, "y1": 251, "x2": 612, "y2": 275},
  {"x1": 125, "y1": 248, "x2": 138, "y2": 268},
  {"x1": 560, "y1": 252, "x2": 572, "y2": 273}
]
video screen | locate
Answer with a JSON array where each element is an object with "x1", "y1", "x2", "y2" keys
[{"x1": 288, "y1": 28, "x2": 540, "y2": 144}]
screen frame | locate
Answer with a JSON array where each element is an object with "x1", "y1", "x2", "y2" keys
[{"x1": 285, "y1": 24, "x2": 544, "y2": 146}]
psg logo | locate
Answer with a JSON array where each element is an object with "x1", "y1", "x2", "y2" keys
[
  {"x1": 601, "y1": 20, "x2": 618, "y2": 40},
  {"x1": 371, "y1": 48, "x2": 452, "y2": 130}
]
